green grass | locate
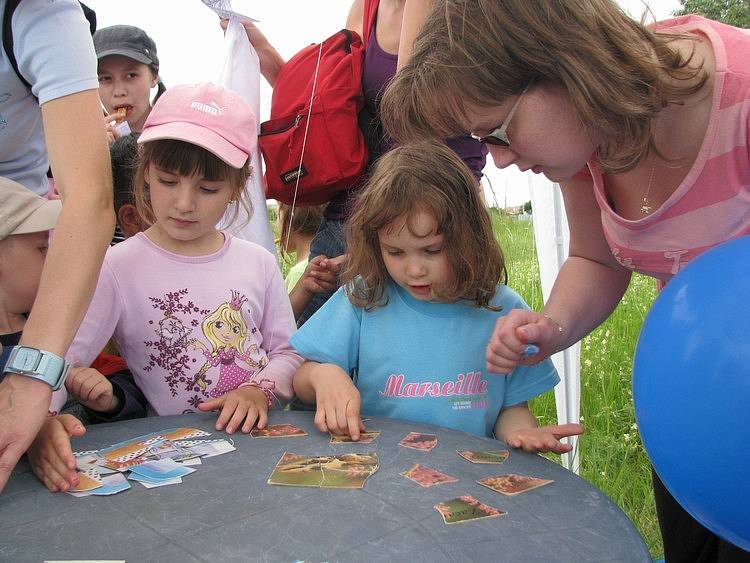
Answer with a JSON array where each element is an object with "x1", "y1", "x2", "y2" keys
[{"x1": 490, "y1": 209, "x2": 661, "y2": 557}]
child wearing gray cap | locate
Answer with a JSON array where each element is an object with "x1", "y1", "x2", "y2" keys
[{"x1": 94, "y1": 25, "x2": 165, "y2": 138}]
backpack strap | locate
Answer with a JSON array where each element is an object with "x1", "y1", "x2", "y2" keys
[
  {"x1": 3, "y1": 1, "x2": 96, "y2": 93},
  {"x1": 362, "y1": 0, "x2": 379, "y2": 48},
  {"x1": 2, "y1": 0, "x2": 31, "y2": 90}
]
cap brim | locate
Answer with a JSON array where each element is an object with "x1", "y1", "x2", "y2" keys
[
  {"x1": 97, "y1": 48, "x2": 155, "y2": 66},
  {"x1": 138, "y1": 122, "x2": 248, "y2": 168},
  {"x1": 13, "y1": 199, "x2": 62, "y2": 235}
]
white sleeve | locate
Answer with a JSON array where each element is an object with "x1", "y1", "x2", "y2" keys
[{"x1": 12, "y1": 0, "x2": 99, "y2": 104}]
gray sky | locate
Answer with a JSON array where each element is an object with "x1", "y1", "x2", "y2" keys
[{"x1": 85, "y1": 0, "x2": 683, "y2": 206}]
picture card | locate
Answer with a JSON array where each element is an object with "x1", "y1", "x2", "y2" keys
[
  {"x1": 70, "y1": 471, "x2": 103, "y2": 493},
  {"x1": 477, "y1": 474, "x2": 554, "y2": 496},
  {"x1": 129, "y1": 458, "x2": 195, "y2": 481},
  {"x1": 181, "y1": 439, "x2": 236, "y2": 458},
  {"x1": 434, "y1": 495, "x2": 506, "y2": 525},
  {"x1": 330, "y1": 431, "x2": 380, "y2": 444},
  {"x1": 251, "y1": 424, "x2": 308, "y2": 438},
  {"x1": 267, "y1": 451, "x2": 379, "y2": 489},
  {"x1": 399, "y1": 432, "x2": 438, "y2": 451},
  {"x1": 401, "y1": 464, "x2": 458, "y2": 488},
  {"x1": 456, "y1": 449, "x2": 509, "y2": 464}
]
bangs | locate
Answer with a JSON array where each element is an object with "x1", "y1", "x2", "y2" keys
[{"x1": 147, "y1": 139, "x2": 235, "y2": 181}]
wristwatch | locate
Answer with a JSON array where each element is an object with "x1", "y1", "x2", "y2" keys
[{"x1": 3, "y1": 345, "x2": 70, "y2": 391}]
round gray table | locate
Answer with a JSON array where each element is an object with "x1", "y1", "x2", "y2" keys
[{"x1": 0, "y1": 411, "x2": 650, "y2": 562}]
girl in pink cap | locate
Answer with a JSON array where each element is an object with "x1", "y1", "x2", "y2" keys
[{"x1": 29, "y1": 83, "x2": 302, "y2": 492}]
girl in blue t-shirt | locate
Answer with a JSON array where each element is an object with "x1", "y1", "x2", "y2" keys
[{"x1": 291, "y1": 141, "x2": 583, "y2": 450}]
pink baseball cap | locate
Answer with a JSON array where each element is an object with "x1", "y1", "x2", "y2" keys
[{"x1": 138, "y1": 83, "x2": 257, "y2": 168}]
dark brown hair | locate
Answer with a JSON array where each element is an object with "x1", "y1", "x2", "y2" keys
[
  {"x1": 381, "y1": 0, "x2": 707, "y2": 173},
  {"x1": 134, "y1": 139, "x2": 251, "y2": 227},
  {"x1": 343, "y1": 141, "x2": 506, "y2": 310}
]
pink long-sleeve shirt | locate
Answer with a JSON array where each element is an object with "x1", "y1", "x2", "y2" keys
[{"x1": 54, "y1": 232, "x2": 301, "y2": 415}]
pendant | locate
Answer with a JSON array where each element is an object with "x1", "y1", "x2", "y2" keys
[{"x1": 640, "y1": 198, "x2": 652, "y2": 215}]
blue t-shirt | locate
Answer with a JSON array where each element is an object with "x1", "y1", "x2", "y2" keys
[{"x1": 290, "y1": 282, "x2": 559, "y2": 437}]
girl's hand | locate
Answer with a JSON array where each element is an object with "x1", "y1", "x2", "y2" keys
[
  {"x1": 198, "y1": 386, "x2": 268, "y2": 434},
  {"x1": 65, "y1": 367, "x2": 119, "y2": 413},
  {"x1": 26, "y1": 414, "x2": 86, "y2": 492},
  {"x1": 486, "y1": 309, "x2": 560, "y2": 374},
  {"x1": 505, "y1": 423, "x2": 584, "y2": 454},
  {"x1": 297, "y1": 255, "x2": 340, "y2": 295},
  {"x1": 311, "y1": 368, "x2": 364, "y2": 440}
]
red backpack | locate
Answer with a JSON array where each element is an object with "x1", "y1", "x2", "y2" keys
[{"x1": 259, "y1": 1, "x2": 378, "y2": 206}]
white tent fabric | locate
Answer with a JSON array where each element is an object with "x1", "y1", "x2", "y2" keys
[
  {"x1": 216, "y1": 17, "x2": 278, "y2": 258},
  {"x1": 528, "y1": 174, "x2": 581, "y2": 473}
]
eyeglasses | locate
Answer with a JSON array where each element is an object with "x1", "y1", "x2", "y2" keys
[{"x1": 470, "y1": 85, "x2": 530, "y2": 147}]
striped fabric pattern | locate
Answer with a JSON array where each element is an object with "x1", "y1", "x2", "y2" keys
[{"x1": 589, "y1": 16, "x2": 750, "y2": 282}]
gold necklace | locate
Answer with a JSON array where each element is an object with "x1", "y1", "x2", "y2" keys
[{"x1": 640, "y1": 162, "x2": 656, "y2": 215}]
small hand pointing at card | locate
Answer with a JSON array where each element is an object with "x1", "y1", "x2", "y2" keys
[
  {"x1": 294, "y1": 361, "x2": 365, "y2": 441},
  {"x1": 505, "y1": 423, "x2": 585, "y2": 454},
  {"x1": 198, "y1": 385, "x2": 269, "y2": 434}
]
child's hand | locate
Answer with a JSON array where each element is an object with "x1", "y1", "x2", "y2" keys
[
  {"x1": 296, "y1": 254, "x2": 342, "y2": 296},
  {"x1": 505, "y1": 423, "x2": 584, "y2": 454},
  {"x1": 198, "y1": 385, "x2": 268, "y2": 434},
  {"x1": 311, "y1": 367, "x2": 364, "y2": 440},
  {"x1": 26, "y1": 414, "x2": 86, "y2": 492},
  {"x1": 486, "y1": 309, "x2": 561, "y2": 374},
  {"x1": 65, "y1": 367, "x2": 119, "y2": 413}
]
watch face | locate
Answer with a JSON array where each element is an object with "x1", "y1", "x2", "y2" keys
[{"x1": 14, "y1": 347, "x2": 41, "y2": 371}]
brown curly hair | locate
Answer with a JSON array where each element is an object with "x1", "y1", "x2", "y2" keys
[{"x1": 343, "y1": 141, "x2": 506, "y2": 310}]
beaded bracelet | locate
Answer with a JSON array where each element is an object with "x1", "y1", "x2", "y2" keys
[{"x1": 542, "y1": 313, "x2": 564, "y2": 335}]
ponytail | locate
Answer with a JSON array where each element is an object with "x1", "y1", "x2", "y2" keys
[{"x1": 152, "y1": 77, "x2": 167, "y2": 105}]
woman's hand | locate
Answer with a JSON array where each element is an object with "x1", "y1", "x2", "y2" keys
[
  {"x1": 486, "y1": 309, "x2": 561, "y2": 374},
  {"x1": 219, "y1": 19, "x2": 284, "y2": 86}
]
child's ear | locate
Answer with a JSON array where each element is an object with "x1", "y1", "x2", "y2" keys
[{"x1": 117, "y1": 204, "x2": 144, "y2": 238}]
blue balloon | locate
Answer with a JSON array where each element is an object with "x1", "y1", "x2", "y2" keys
[{"x1": 633, "y1": 236, "x2": 750, "y2": 551}]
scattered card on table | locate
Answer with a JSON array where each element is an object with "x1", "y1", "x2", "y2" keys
[
  {"x1": 457, "y1": 449, "x2": 509, "y2": 464},
  {"x1": 330, "y1": 431, "x2": 380, "y2": 444},
  {"x1": 434, "y1": 495, "x2": 506, "y2": 525},
  {"x1": 251, "y1": 424, "x2": 308, "y2": 438},
  {"x1": 399, "y1": 432, "x2": 437, "y2": 451},
  {"x1": 129, "y1": 458, "x2": 195, "y2": 481},
  {"x1": 401, "y1": 464, "x2": 458, "y2": 488},
  {"x1": 71, "y1": 470, "x2": 103, "y2": 492},
  {"x1": 477, "y1": 474, "x2": 553, "y2": 496},
  {"x1": 267, "y1": 451, "x2": 379, "y2": 489}
]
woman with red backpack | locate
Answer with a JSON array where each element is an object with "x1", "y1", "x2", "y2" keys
[{"x1": 228, "y1": 0, "x2": 486, "y2": 325}]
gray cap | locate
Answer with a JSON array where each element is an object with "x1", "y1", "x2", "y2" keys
[{"x1": 93, "y1": 25, "x2": 159, "y2": 71}]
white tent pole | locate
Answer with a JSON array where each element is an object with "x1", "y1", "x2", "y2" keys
[{"x1": 528, "y1": 175, "x2": 581, "y2": 473}]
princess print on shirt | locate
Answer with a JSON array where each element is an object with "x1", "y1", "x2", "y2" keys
[{"x1": 190, "y1": 290, "x2": 268, "y2": 398}]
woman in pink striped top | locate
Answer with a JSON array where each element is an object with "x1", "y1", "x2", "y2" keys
[{"x1": 381, "y1": 1, "x2": 749, "y2": 560}]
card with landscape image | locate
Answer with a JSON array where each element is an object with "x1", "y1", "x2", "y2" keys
[
  {"x1": 251, "y1": 423, "x2": 308, "y2": 438},
  {"x1": 477, "y1": 474, "x2": 553, "y2": 496},
  {"x1": 330, "y1": 430, "x2": 380, "y2": 444},
  {"x1": 434, "y1": 495, "x2": 506, "y2": 525},
  {"x1": 398, "y1": 432, "x2": 438, "y2": 451},
  {"x1": 456, "y1": 449, "x2": 509, "y2": 464},
  {"x1": 401, "y1": 464, "x2": 458, "y2": 488},
  {"x1": 267, "y1": 452, "x2": 379, "y2": 489}
]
